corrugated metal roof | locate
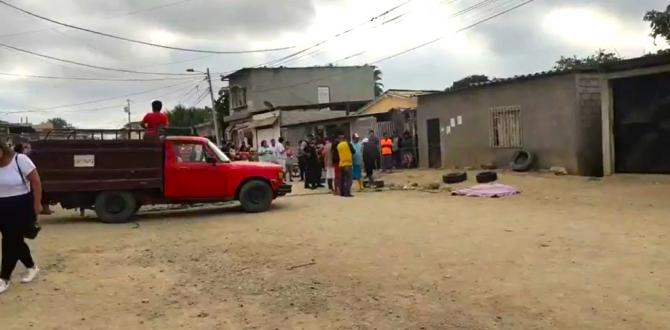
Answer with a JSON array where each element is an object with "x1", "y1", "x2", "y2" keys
[
  {"x1": 426, "y1": 54, "x2": 670, "y2": 98},
  {"x1": 225, "y1": 65, "x2": 374, "y2": 79},
  {"x1": 280, "y1": 110, "x2": 349, "y2": 127},
  {"x1": 250, "y1": 116, "x2": 278, "y2": 128},
  {"x1": 355, "y1": 89, "x2": 437, "y2": 115}
]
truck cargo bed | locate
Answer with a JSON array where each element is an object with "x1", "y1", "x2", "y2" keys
[{"x1": 31, "y1": 140, "x2": 164, "y2": 194}]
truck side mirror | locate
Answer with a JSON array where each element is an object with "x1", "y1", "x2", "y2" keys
[{"x1": 206, "y1": 156, "x2": 217, "y2": 165}]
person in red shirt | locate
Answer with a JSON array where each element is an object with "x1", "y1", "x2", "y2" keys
[{"x1": 141, "y1": 100, "x2": 169, "y2": 138}]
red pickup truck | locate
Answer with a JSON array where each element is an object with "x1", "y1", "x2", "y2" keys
[{"x1": 30, "y1": 135, "x2": 291, "y2": 223}]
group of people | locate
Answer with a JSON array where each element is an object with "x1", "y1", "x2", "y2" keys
[
  {"x1": 291, "y1": 130, "x2": 399, "y2": 197},
  {"x1": 257, "y1": 138, "x2": 295, "y2": 182}
]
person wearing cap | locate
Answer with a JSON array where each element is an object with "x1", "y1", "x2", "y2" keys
[{"x1": 351, "y1": 133, "x2": 364, "y2": 191}]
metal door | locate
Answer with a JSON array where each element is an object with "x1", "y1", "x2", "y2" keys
[
  {"x1": 426, "y1": 118, "x2": 442, "y2": 168},
  {"x1": 613, "y1": 72, "x2": 670, "y2": 174}
]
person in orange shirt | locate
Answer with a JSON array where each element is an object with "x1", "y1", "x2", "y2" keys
[
  {"x1": 380, "y1": 132, "x2": 394, "y2": 173},
  {"x1": 141, "y1": 100, "x2": 169, "y2": 138}
]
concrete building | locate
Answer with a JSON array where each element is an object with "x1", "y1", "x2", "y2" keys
[
  {"x1": 417, "y1": 54, "x2": 670, "y2": 176},
  {"x1": 417, "y1": 71, "x2": 604, "y2": 176},
  {"x1": 223, "y1": 66, "x2": 375, "y2": 149}
]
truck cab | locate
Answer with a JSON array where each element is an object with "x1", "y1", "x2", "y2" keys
[{"x1": 163, "y1": 136, "x2": 289, "y2": 203}]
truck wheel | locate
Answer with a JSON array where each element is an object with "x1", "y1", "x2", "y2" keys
[
  {"x1": 95, "y1": 191, "x2": 138, "y2": 223},
  {"x1": 239, "y1": 181, "x2": 273, "y2": 213}
]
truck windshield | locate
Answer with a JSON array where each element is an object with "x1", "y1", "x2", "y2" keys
[{"x1": 208, "y1": 141, "x2": 231, "y2": 162}]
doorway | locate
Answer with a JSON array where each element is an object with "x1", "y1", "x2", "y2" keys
[
  {"x1": 612, "y1": 72, "x2": 670, "y2": 174},
  {"x1": 426, "y1": 118, "x2": 442, "y2": 168}
]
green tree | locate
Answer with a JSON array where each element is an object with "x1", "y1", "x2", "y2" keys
[
  {"x1": 553, "y1": 49, "x2": 622, "y2": 71},
  {"x1": 46, "y1": 117, "x2": 73, "y2": 129},
  {"x1": 373, "y1": 68, "x2": 384, "y2": 97},
  {"x1": 645, "y1": 5, "x2": 670, "y2": 44},
  {"x1": 166, "y1": 105, "x2": 210, "y2": 127},
  {"x1": 450, "y1": 75, "x2": 490, "y2": 90}
]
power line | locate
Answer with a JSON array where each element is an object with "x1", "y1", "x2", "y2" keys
[
  {"x1": 177, "y1": 83, "x2": 203, "y2": 104},
  {"x1": 230, "y1": 0, "x2": 535, "y2": 94},
  {"x1": 0, "y1": 72, "x2": 199, "y2": 81},
  {"x1": 248, "y1": 0, "x2": 418, "y2": 69},
  {"x1": 324, "y1": 0, "x2": 497, "y2": 66},
  {"x1": 1, "y1": 79, "x2": 202, "y2": 114},
  {"x1": 191, "y1": 88, "x2": 210, "y2": 106},
  {"x1": 0, "y1": 41, "x2": 201, "y2": 76},
  {"x1": 57, "y1": 104, "x2": 126, "y2": 114},
  {"x1": 0, "y1": 0, "x2": 201, "y2": 39},
  {"x1": 118, "y1": 0, "x2": 199, "y2": 17},
  {"x1": 0, "y1": 0, "x2": 295, "y2": 54},
  {"x1": 372, "y1": 0, "x2": 536, "y2": 64}
]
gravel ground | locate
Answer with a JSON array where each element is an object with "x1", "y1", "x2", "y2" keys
[{"x1": 1, "y1": 170, "x2": 669, "y2": 330}]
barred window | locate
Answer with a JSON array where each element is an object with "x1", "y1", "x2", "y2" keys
[{"x1": 490, "y1": 106, "x2": 522, "y2": 148}]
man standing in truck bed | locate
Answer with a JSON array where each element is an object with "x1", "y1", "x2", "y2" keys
[{"x1": 141, "y1": 100, "x2": 169, "y2": 138}]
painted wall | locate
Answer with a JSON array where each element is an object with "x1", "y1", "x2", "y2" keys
[
  {"x1": 416, "y1": 73, "x2": 601, "y2": 175},
  {"x1": 229, "y1": 66, "x2": 375, "y2": 114}
]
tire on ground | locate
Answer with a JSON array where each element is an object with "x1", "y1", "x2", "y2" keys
[
  {"x1": 511, "y1": 150, "x2": 534, "y2": 172},
  {"x1": 476, "y1": 171, "x2": 498, "y2": 184},
  {"x1": 239, "y1": 180, "x2": 273, "y2": 213},
  {"x1": 443, "y1": 172, "x2": 467, "y2": 184},
  {"x1": 94, "y1": 191, "x2": 138, "y2": 223}
]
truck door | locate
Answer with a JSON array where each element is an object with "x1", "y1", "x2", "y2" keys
[{"x1": 164, "y1": 141, "x2": 226, "y2": 200}]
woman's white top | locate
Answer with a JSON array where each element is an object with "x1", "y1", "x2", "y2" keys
[{"x1": 0, "y1": 154, "x2": 36, "y2": 198}]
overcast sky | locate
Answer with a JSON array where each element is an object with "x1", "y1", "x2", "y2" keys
[{"x1": 0, "y1": 0, "x2": 667, "y2": 128}]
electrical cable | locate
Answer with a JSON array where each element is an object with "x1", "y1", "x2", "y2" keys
[
  {"x1": 0, "y1": 0, "x2": 295, "y2": 54},
  {"x1": 0, "y1": 41, "x2": 202, "y2": 76},
  {"x1": 245, "y1": 0, "x2": 418, "y2": 69},
  {"x1": 372, "y1": 0, "x2": 536, "y2": 64},
  {"x1": 235, "y1": 0, "x2": 535, "y2": 93},
  {"x1": 1, "y1": 78, "x2": 202, "y2": 114},
  {"x1": 0, "y1": 0, "x2": 201, "y2": 39},
  {"x1": 0, "y1": 72, "x2": 200, "y2": 81}
]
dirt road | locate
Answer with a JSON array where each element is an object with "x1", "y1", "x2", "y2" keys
[{"x1": 2, "y1": 170, "x2": 670, "y2": 329}]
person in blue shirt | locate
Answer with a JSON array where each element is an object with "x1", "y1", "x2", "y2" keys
[{"x1": 351, "y1": 133, "x2": 364, "y2": 191}]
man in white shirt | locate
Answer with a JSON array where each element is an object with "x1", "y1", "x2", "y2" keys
[
  {"x1": 269, "y1": 139, "x2": 278, "y2": 164},
  {"x1": 274, "y1": 137, "x2": 287, "y2": 168}
]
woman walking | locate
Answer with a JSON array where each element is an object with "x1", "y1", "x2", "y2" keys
[{"x1": 0, "y1": 140, "x2": 42, "y2": 294}]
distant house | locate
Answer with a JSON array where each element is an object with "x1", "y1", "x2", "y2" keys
[
  {"x1": 350, "y1": 89, "x2": 437, "y2": 138},
  {"x1": 223, "y1": 66, "x2": 375, "y2": 149},
  {"x1": 415, "y1": 53, "x2": 670, "y2": 176}
]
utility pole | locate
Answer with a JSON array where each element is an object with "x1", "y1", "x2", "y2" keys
[
  {"x1": 124, "y1": 99, "x2": 131, "y2": 139},
  {"x1": 205, "y1": 68, "x2": 222, "y2": 147},
  {"x1": 125, "y1": 99, "x2": 131, "y2": 126}
]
